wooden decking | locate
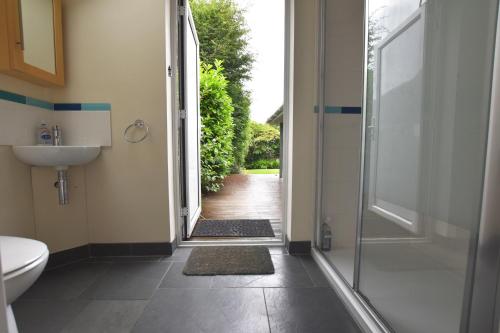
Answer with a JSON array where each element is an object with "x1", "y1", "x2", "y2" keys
[{"x1": 193, "y1": 174, "x2": 283, "y2": 241}]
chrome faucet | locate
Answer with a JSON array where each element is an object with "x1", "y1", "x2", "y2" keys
[{"x1": 52, "y1": 125, "x2": 62, "y2": 146}]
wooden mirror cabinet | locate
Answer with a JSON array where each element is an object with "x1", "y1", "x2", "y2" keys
[{"x1": 0, "y1": 0, "x2": 64, "y2": 86}]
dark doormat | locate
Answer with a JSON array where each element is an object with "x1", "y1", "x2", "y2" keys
[
  {"x1": 191, "y1": 219, "x2": 275, "y2": 237},
  {"x1": 183, "y1": 246, "x2": 275, "y2": 275}
]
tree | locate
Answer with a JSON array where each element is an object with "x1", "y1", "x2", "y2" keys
[
  {"x1": 245, "y1": 121, "x2": 280, "y2": 169},
  {"x1": 199, "y1": 61, "x2": 234, "y2": 192},
  {"x1": 191, "y1": 0, "x2": 254, "y2": 171},
  {"x1": 367, "y1": 12, "x2": 387, "y2": 70}
]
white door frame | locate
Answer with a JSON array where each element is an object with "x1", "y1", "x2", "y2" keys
[{"x1": 168, "y1": 0, "x2": 294, "y2": 247}]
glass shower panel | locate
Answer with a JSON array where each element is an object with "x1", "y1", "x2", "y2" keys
[
  {"x1": 358, "y1": 0, "x2": 498, "y2": 332},
  {"x1": 319, "y1": 0, "x2": 363, "y2": 285}
]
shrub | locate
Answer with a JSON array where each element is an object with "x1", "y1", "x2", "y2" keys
[
  {"x1": 191, "y1": 0, "x2": 254, "y2": 172},
  {"x1": 246, "y1": 159, "x2": 280, "y2": 170},
  {"x1": 245, "y1": 121, "x2": 280, "y2": 169},
  {"x1": 200, "y1": 61, "x2": 234, "y2": 192},
  {"x1": 229, "y1": 86, "x2": 251, "y2": 172}
]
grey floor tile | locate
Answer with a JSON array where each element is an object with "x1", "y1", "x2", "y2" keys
[
  {"x1": 132, "y1": 288, "x2": 269, "y2": 333},
  {"x1": 160, "y1": 247, "x2": 193, "y2": 262},
  {"x1": 299, "y1": 256, "x2": 330, "y2": 287},
  {"x1": 80, "y1": 262, "x2": 171, "y2": 300},
  {"x1": 159, "y1": 262, "x2": 213, "y2": 288},
  {"x1": 13, "y1": 299, "x2": 89, "y2": 333},
  {"x1": 211, "y1": 255, "x2": 314, "y2": 288},
  {"x1": 21, "y1": 262, "x2": 110, "y2": 300},
  {"x1": 264, "y1": 288, "x2": 361, "y2": 333},
  {"x1": 62, "y1": 300, "x2": 148, "y2": 333}
]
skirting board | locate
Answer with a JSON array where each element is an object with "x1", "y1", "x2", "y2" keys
[
  {"x1": 285, "y1": 236, "x2": 311, "y2": 255},
  {"x1": 47, "y1": 241, "x2": 177, "y2": 269},
  {"x1": 46, "y1": 244, "x2": 90, "y2": 269},
  {"x1": 90, "y1": 242, "x2": 176, "y2": 257},
  {"x1": 311, "y1": 248, "x2": 389, "y2": 333}
]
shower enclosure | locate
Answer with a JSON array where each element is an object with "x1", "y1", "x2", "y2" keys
[{"x1": 316, "y1": 0, "x2": 500, "y2": 332}]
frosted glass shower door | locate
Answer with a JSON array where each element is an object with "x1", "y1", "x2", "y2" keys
[{"x1": 358, "y1": 0, "x2": 499, "y2": 332}]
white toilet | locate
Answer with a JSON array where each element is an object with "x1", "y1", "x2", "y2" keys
[{"x1": 0, "y1": 236, "x2": 49, "y2": 333}]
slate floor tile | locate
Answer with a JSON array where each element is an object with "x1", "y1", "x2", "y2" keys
[
  {"x1": 132, "y1": 288, "x2": 269, "y2": 333},
  {"x1": 62, "y1": 300, "x2": 148, "y2": 333},
  {"x1": 80, "y1": 262, "x2": 171, "y2": 300},
  {"x1": 268, "y1": 247, "x2": 289, "y2": 255},
  {"x1": 299, "y1": 255, "x2": 330, "y2": 287},
  {"x1": 211, "y1": 254, "x2": 314, "y2": 288},
  {"x1": 13, "y1": 299, "x2": 89, "y2": 333},
  {"x1": 13, "y1": 247, "x2": 360, "y2": 333},
  {"x1": 160, "y1": 247, "x2": 192, "y2": 262},
  {"x1": 21, "y1": 262, "x2": 110, "y2": 300},
  {"x1": 265, "y1": 287, "x2": 361, "y2": 333},
  {"x1": 159, "y1": 262, "x2": 213, "y2": 288}
]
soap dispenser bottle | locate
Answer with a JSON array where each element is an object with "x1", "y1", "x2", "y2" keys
[{"x1": 37, "y1": 121, "x2": 52, "y2": 145}]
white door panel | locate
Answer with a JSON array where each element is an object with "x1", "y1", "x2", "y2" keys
[{"x1": 182, "y1": 1, "x2": 201, "y2": 238}]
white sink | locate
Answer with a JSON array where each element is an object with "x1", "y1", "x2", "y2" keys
[{"x1": 12, "y1": 145, "x2": 101, "y2": 170}]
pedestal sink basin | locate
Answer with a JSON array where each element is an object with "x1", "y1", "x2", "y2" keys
[
  {"x1": 12, "y1": 145, "x2": 101, "y2": 205},
  {"x1": 12, "y1": 145, "x2": 101, "y2": 170}
]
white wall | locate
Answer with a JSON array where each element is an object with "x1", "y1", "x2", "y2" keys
[
  {"x1": 289, "y1": 0, "x2": 364, "y2": 244},
  {"x1": 321, "y1": 0, "x2": 364, "y2": 249},
  {"x1": 49, "y1": 0, "x2": 171, "y2": 245},
  {"x1": 0, "y1": 0, "x2": 170, "y2": 252},
  {"x1": 0, "y1": 75, "x2": 50, "y2": 240},
  {"x1": 288, "y1": 0, "x2": 319, "y2": 242}
]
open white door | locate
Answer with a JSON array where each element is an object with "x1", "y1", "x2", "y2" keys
[
  {"x1": 367, "y1": 6, "x2": 427, "y2": 234},
  {"x1": 180, "y1": 0, "x2": 201, "y2": 239}
]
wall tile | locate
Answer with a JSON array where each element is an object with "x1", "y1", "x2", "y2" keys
[{"x1": 55, "y1": 111, "x2": 112, "y2": 146}]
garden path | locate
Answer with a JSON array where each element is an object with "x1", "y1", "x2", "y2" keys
[{"x1": 196, "y1": 174, "x2": 282, "y2": 241}]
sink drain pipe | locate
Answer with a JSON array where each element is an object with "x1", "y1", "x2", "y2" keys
[{"x1": 55, "y1": 169, "x2": 69, "y2": 205}]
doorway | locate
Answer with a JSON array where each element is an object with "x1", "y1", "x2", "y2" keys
[{"x1": 170, "y1": 0, "x2": 291, "y2": 245}]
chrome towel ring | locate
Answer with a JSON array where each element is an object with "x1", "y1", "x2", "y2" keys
[{"x1": 124, "y1": 119, "x2": 150, "y2": 143}]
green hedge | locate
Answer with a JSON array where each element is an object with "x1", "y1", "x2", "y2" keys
[
  {"x1": 200, "y1": 61, "x2": 234, "y2": 192},
  {"x1": 246, "y1": 159, "x2": 280, "y2": 170},
  {"x1": 245, "y1": 121, "x2": 280, "y2": 169},
  {"x1": 190, "y1": 0, "x2": 254, "y2": 172}
]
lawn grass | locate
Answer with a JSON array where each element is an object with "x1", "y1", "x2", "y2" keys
[{"x1": 242, "y1": 169, "x2": 280, "y2": 175}]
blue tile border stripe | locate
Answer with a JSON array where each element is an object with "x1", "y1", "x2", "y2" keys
[
  {"x1": 54, "y1": 103, "x2": 82, "y2": 111},
  {"x1": 340, "y1": 106, "x2": 362, "y2": 114},
  {"x1": 0, "y1": 90, "x2": 26, "y2": 104},
  {"x1": 314, "y1": 105, "x2": 362, "y2": 114},
  {"x1": 26, "y1": 97, "x2": 54, "y2": 110},
  {"x1": 81, "y1": 103, "x2": 111, "y2": 111},
  {"x1": 0, "y1": 89, "x2": 110, "y2": 111}
]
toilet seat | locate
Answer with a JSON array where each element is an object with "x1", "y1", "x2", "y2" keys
[{"x1": 0, "y1": 236, "x2": 48, "y2": 277}]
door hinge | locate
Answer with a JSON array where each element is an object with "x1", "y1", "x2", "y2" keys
[
  {"x1": 168, "y1": 66, "x2": 173, "y2": 77},
  {"x1": 178, "y1": 5, "x2": 186, "y2": 16},
  {"x1": 180, "y1": 109, "x2": 186, "y2": 119},
  {"x1": 180, "y1": 207, "x2": 189, "y2": 217}
]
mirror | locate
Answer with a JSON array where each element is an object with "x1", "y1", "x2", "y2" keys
[{"x1": 19, "y1": 0, "x2": 56, "y2": 74}]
